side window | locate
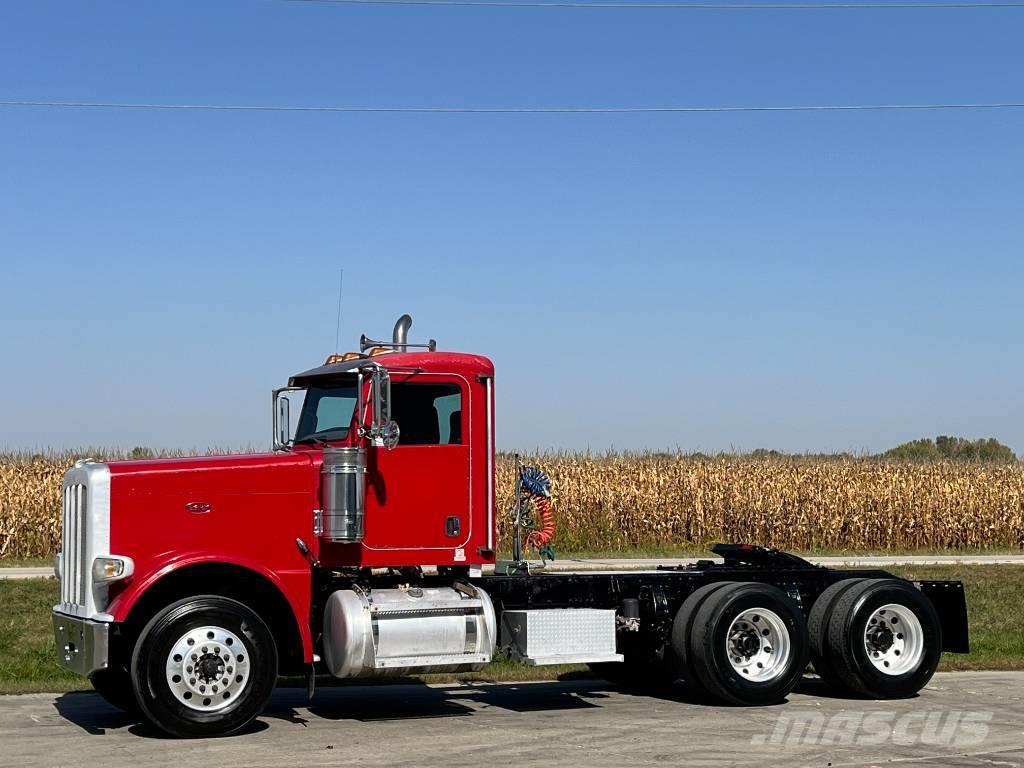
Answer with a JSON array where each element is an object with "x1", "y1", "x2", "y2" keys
[{"x1": 391, "y1": 383, "x2": 463, "y2": 446}]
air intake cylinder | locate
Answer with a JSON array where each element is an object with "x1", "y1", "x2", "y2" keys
[{"x1": 320, "y1": 447, "x2": 367, "y2": 543}]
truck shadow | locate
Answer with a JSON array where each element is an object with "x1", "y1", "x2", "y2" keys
[
  {"x1": 794, "y1": 676, "x2": 916, "y2": 702},
  {"x1": 267, "y1": 679, "x2": 615, "y2": 724},
  {"x1": 52, "y1": 681, "x2": 611, "y2": 736},
  {"x1": 275, "y1": 678, "x2": 691, "y2": 724},
  {"x1": 52, "y1": 692, "x2": 269, "y2": 739},
  {"x1": 53, "y1": 692, "x2": 135, "y2": 736},
  {"x1": 54, "y1": 676, "x2": 854, "y2": 737}
]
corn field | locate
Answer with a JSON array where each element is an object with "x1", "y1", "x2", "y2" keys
[
  {"x1": 2, "y1": 451, "x2": 1024, "y2": 560},
  {"x1": 496, "y1": 454, "x2": 1024, "y2": 553}
]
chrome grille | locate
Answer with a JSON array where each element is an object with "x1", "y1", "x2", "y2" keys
[
  {"x1": 61, "y1": 483, "x2": 88, "y2": 607},
  {"x1": 56, "y1": 461, "x2": 110, "y2": 619}
]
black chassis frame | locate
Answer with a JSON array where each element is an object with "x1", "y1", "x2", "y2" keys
[{"x1": 472, "y1": 545, "x2": 970, "y2": 655}]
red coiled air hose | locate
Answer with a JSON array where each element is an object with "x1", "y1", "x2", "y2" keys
[{"x1": 525, "y1": 495, "x2": 555, "y2": 549}]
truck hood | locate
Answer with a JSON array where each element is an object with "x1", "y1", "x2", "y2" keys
[
  {"x1": 107, "y1": 452, "x2": 314, "y2": 494},
  {"x1": 100, "y1": 450, "x2": 318, "y2": 632}
]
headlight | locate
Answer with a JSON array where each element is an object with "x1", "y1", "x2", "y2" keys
[{"x1": 92, "y1": 556, "x2": 134, "y2": 583}]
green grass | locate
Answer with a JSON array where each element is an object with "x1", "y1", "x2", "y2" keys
[
  {"x1": 0, "y1": 580, "x2": 83, "y2": 694},
  {"x1": 886, "y1": 565, "x2": 1024, "y2": 671},
  {"x1": 2, "y1": 566, "x2": 1022, "y2": 694}
]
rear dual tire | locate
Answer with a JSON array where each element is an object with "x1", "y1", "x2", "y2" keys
[
  {"x1": 673, "y1": 582, "x2": 809, "y2": 706},
  {"x1": 808, "y1": 578, "x2": 866, "y2": 690},
  {"x1": 810, "y1": 578, "x2": 941, "y2": 699}
]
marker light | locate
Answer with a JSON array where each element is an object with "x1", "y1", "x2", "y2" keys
[
  {"x1": 324, "y1": 352, "x2": 363, "y2": 365},
  {"x1": 92, "y1": 556, "x2": 134, "y2": 583}
]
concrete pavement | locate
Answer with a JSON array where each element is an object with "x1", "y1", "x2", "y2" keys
[
  {"x1": 1, "y1": 672, "x2": 1022, "y2": 767},
  {"x1": 0, "y1": 568, "x2": 53, "y2": 580},
  {"x1": 3, "y1": 554, "x2": 1024, "y2": 580}
]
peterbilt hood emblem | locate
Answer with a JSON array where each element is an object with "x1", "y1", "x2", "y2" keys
[{"x1": 185, "y1": 501, "x2": 212, "y2": 514}]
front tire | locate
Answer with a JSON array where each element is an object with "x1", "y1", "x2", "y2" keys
[{"x1": 130, "y1": 596, "x2": 278, "y2": 738}]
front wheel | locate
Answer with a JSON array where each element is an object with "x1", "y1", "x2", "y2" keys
[{"x1": 130, "y1": 596, "x2": 278, "y2": 738}]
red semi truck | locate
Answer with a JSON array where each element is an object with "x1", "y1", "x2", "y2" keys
[{"x1": 53, "y1": 315, "x2": 969, "y2": 737}]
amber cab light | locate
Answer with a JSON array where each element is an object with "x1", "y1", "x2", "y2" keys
[{"x1": 324, "y1": 352, "x2": 363, "y2": 365}]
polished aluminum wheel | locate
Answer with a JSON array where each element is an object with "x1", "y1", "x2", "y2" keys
[
  {"x1": 725, "y1": 608, "x2": 791, "y2": 682},
  {"x1": 864, "y1": 603, "x2": 924, "y2": 676},
  {"x1": 165, "y1": 625, "x2": 250, "y2": 712}
]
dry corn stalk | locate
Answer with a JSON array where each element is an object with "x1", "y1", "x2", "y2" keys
[{"x1": 1, "y1": 450, "x2": 1022, "y2": 559}]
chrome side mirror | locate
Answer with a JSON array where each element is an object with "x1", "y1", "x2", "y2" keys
[
  {"x1": 361, "y1": 365, "x2": 399, "y2": 448},
  {"x1": 373, "y1": 366, "x2": 391, "y2": 426},
  {"x1": 272, "y1": 388, "x2": 297, "y2": 450},
  {"x1": 381, "y1": 420, "x2": 400, "y2": 450}
]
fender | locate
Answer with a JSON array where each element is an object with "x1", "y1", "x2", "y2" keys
[{"x1": 107, "y1": 552, "x2": 313, "y2": 662}]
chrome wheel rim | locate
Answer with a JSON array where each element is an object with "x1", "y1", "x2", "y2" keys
[
  {"x1": 726, "y1": 607, "x2": 791, "y2": 682},
  {"x1": 864, "y1": 603, "x2": 924, "y2": 676},
  {"x1": 165, "y1": 625, "x2": 250, "y2": 712}
]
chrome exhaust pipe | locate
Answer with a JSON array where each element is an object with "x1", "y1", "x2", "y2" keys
[
  {"x1": 361, "y1": 314, "x2": 435, "y2": 353},
  {"x1": 392, "y1": 314, "x2": 413, "y2": 351}
]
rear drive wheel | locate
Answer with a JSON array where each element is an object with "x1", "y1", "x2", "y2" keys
[
  {"x1": 669, "y1": 581, "x2": 736, "y2": 691},
  {"x1": 689, "y1": 582, "x2": 809, "y2": 706},
  {"x1": 808, "y1": 578, "x2": 866, "y2": 693},
  {"x1": 131, "y1": 596, "x2": 277, "y2": 737},
  {"x1": 825, "y1": 579, "x2": 941, "y2": 699},
  {"x1": 89, "y1": 664, "x2": 139, "y2": 714}
]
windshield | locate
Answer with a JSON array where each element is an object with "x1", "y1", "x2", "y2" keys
[{"x1": 294, "y1": 379, "x2": 359, "y2": 443}]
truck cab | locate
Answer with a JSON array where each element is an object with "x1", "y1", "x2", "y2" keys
[{"x1": 282, "y1": 345, "x2": 495, "y2": 568}]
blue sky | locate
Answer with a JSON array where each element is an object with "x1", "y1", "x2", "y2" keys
[{"x1": 1, "y1": 1, "x2": 1022, "y2": 454}]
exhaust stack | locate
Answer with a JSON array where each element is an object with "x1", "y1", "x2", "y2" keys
[
  {"x1": 360, "y1": 314, "x2": 437, "y2": 353},
  {"x1": 392, "y1": 314, "x2": 413, "y2": 351}
]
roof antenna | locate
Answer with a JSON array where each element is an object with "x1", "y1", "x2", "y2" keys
[{"x1": 334, "y1": 268, "x2": 344, "y2": 353}]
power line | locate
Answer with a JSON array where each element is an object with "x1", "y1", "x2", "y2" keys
[
  {"x1": 1, "y1": 99, "x2": 1023, "y2": 114},
  {"x1": 283, "y1": 0, "x2": 1024, "y2": 9}
]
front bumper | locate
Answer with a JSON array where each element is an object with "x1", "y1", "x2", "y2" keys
[{"x1": 52, "y1": 611, "x2": 109, "y2": 676}]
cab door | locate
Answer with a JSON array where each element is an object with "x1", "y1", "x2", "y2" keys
[{"x1": 362, "y1": 373, "x2": 472, "y2": 556}]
